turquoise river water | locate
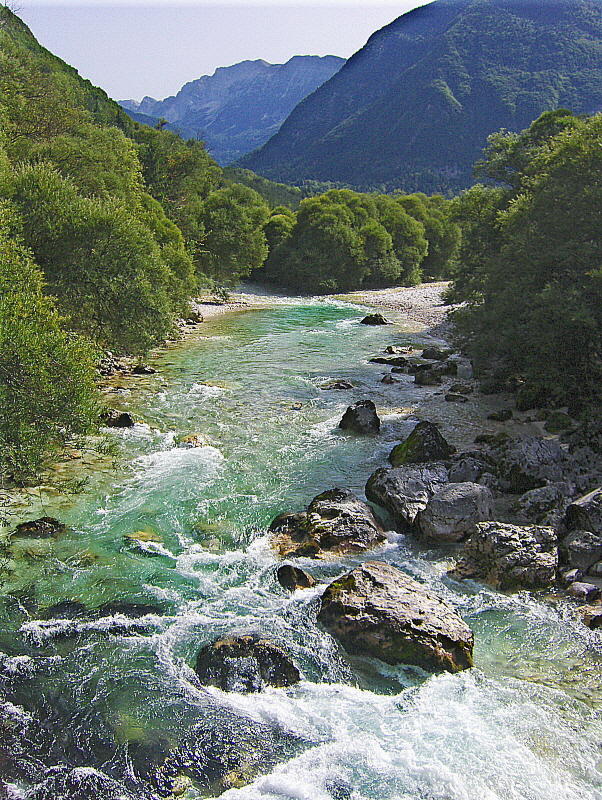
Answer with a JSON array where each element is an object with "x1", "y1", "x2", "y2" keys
[{"x1": 1, "y1": 294, "x2": 601, "y2": 799}]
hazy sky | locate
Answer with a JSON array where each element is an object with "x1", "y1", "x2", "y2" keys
[{"x1": 17, "y1": 1, "x2": 428, "y2": 101}]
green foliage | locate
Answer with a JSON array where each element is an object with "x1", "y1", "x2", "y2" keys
[
  {"x1": 0, "y1": 202, "x2": 98, "y2": 480},
  {"x1": 396, "y1": 193, "x2": 460, "y2": 280},
  {"x1": 262, "y1": 188, "x2": 435, "y2": 293},
  {"x1": 450, "y1": 111, "x2": 602, "y2": 407},
  {"x1": 222, "y1": 167, "x2": 302, "y2": 209},
  {"x1": 196, "y1": 184, "x2": 270, "y2": 284}
]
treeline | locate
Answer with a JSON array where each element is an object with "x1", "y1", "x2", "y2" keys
[
  {"x1": 0, "y1": 7, "x2": 270, "y2": 478},
  {"x1": 447, "y1": 109, "x2": 602, "y2": 409},
  {"x1": 261, "y1": 190, "x2": 459, "y2": 293}
]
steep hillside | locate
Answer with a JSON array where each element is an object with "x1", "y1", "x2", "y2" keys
[
  {"x1": 121, "y1": 55, "x2": 344, "y2": 164},
  {"x1": 240, "y1": 0, "x2": 602, "y2": 192}
]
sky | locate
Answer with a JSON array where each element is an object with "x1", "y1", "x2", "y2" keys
[{"x1": 16, "y1": 1, "x2": 428, "y2": 101}]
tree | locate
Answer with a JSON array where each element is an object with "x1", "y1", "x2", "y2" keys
[
  {"x1": 0, "y1": 202, "x2": 98, "y2": 479},
  {"x1": 196, "y1": 184, "x2": 269, "y2": 284}
]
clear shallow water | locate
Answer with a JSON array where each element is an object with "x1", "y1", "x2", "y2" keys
[{"x1": 1, "y1": 297, "x2": 601, "y2": 799}]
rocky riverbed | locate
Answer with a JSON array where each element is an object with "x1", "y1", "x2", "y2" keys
[{"x1": 1, "y1": 286, "x2": 601, "y2": 800}]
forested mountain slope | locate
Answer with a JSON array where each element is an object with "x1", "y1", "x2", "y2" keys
[
  {"x1": 241, "y1": 0, "x2": 602, "y2": 192},
  {"x1": 120, "y1": 56, "x2": 344, "y2": 164}
]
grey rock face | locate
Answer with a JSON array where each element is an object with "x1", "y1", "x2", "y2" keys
[
  {"x1": 317, "y1": 561, "x2": 474, "y2": 673},
  {"x1": 195, "y1": 634, "x2": 300, "y2": 692},
  {"x1": 562, "y1": 530, "x2": 602, "y2": 571},
  {"x1": 451, "y1": 521, "x2": 558, "y2": 590},
  {"x1": 565, "y1": 487, "x2": 602, "y2": 535},
  {"x1": 417, "y1": 482, "x2": 494, "y2": 542},
  {"x1": 269, "y1": 488, "x2": 386, "y2": 558},
  {"x1": 494, "y1": 437, "x2": 567, "y2": 492},
  {"x1": 515, "y1": 482, "x2": 573, "y2": 525},
  {"x1": 448, "y1": 453, "x2": 492, "y2": 484},
  {"x1": 365, "y1": 463, "x2": 449, "y2": 526},
  {"x1": 339, "y1": 400, "x2": 380, "y2": 434}
]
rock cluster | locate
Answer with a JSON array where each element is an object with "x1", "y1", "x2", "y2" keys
[{"x1": 269, "y1": 488, "x2": 386, "y2": 558}]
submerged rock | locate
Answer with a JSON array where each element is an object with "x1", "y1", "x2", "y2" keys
[
  {"x1": 338, "y1": 400, "x2": 380, "y2": 434},
  {"x1": 381, "y1": 374, "x2": 399, "y2": 384},
  {"x1": 195, "y1": 634, "x2": 300, "y2": 692},
  {"x1": 369, "y1": 355, "x2": 408, "y2": 366},
  {"x1": 450, "y1": 521, "x2": 558, "y2": 590},
  {"x1": 319, "y1": 380, "x2": 353, "y2": 390},
  {"x1": 389, "y1": 421, "x2": 455, "y2": 466},
  {"x1": 31, "y1": 766, "x2": 134, "y2": 800},
  {"x1": 101, "y1": 409, "x2": 135, "y2": 428},
  {"x1": 360, "y1": 313, "x2": 390, "y2": 325},
  {"x1": 366, "y1": 463, "x2": 448, "y2": 526},
  {"x1": 11, "y1": 518, "x2": 66, "y2": 540},
  {"x1": 417, "y1": 482, "x2": 494, "y2": 542},
  {"x1": 270, "y1": 488, "x2": 387, "y2": 558},
  {"x1": 131, "y1": 364, "x2": 157, "y2": 375},
  {"x1": 276, "y1": 564, "x2": 316, "y2": 591},
  {"x1": 317, "y1": 561, "x2": 474, "y2": 673}
]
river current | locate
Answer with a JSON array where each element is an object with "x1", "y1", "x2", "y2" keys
[{"x1": 1, "y1": 294, "x2": 601, "y2": 799}]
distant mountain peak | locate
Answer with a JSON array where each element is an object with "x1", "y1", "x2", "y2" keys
[{"x1": 119, "y1": 55, "x2": 345, "y2": 164}]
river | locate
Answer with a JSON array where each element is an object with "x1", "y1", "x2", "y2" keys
[{"x1": 1, "y1": 294, "x2": 601, "y2": 800}]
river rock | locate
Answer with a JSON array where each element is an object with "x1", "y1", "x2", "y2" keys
[
  {"x1": 389, "y1": 421, "x2": 455, "y2": 466},
  {"x1": 414, "y1": 370, "x2": 442, "y2": 386},
  {"x1": 338, "y1": 400, "x2": 380, "y2": 434},
  {"x1": 369, "y1": 355, "x2": 408, "y2": 366},
  {"x1": 421, "y1": 347, "x2": 452, "y2": 361},
  {"x1": 317, "y1": 561, "x2": 474, "y2": 673},
  {"x1": 195, "y1": 634, "x2": 300, "y2": 692},
  {"x1": 562, "y1": 529, "x2": 602, "y2": 573},
  {"x1": 450, "y1": 521, "x2": 558, "y2": 590},
  {"x1": 487, "y1": 409, "x2": 513, "y2": 422},
  {"x1": 276, "y1": 564, "x2": 316, "y2": 591},
  {"x1": 381, "y1": 374, "x2": 399, "y2": 384},
  {"x1": 101, "y1": 409, "x2": 135, "y2": 428},
  {"x1": 445, "y1": 393, "x2": 469, "y2": 403},
  {"x1": 360, "y1": 313, "x2": 390, "y2": 325},
  {"x1": 565, "y1": 487, "x2": 602, "y2": 535},
  {"x1": 131, "y1": 364, "x2": 157, "y2": 375},
  {"x1": 12, "y1": 518, "x2": 66, "y2": 539},
  {"x1": 365, "y1": 463, "x2": 448, "y2": 526},
  {"x1": 567, "y1": 582, "x2": 600, "y2": 602},
  {"x1": 270, "y1": 488, "x2": 387, "y2": 558},
  {"x1": 515, "y1": 483, "x2": 572, "y2": 525},
  {"x1": 385, "y1": 345, "x2": 412, "y2": 354},
  {"x1": 417, "y1": 482, "x2": 494, "y2": 542},
  {"x1": 577, "y1": 604, "x2": 602, "y2": 629},
  {"x1": 448, "y1": 452, "x2": 494, "y2": 484},
  {"x1": 320, "y1": 380, "x2": 353, "y2": 390},
  {"x1": 494, "y1": 436, "x2": 568, "y2": 492}
]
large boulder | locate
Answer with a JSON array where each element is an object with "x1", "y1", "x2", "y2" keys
[
  {"x1": 417, "y1": 482, "x2": 494, "y2": 542},
  {"x1": 565, "y1": 487, "x2": 602, "y2": 535},
  {"x1": 450, "y1": 522, "x2": 558, "y2": 590},
  {"x1": 365, "y1": 463, "x2": 449, "y2": 526},
  {"x1": 338, "y1": 400, "x2": 380, "y2": 434},
  {"x1": 562, "y1": 530, "x2": 602, "y2": 572},
  {"x1": 195, "y1": 634, "x2": 300, "y2": 692},
  {"x1": 448, "y1": 452, "x2": 494, "y2": 484},
  {"x1": 317, "y1": 561, "x2": 473, "y2": 673},
  {"x1": 515, "y1": 483, "x2": 573, "y2": 525},
  {"x1": 494, "y1": 437, "x2": 568, "y2": 492},
  {"x1": 389, "y1": 421, "x2": 455, "y2": 467},
  {"x1": 269, "y1": 488, "x2": 386, "y2": 558}
]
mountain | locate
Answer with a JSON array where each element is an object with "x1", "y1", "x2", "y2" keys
[
  {"x1": 120, "y1": 55, "x2": 345, "y2": 164},
  {"x1": 239, "y1": 0, "x2": 602, "y2": 193}
]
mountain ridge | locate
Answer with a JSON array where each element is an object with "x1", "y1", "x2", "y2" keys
[
  {"x1": 240, "y1": 0, "x2": 602, "y2": 192},
  {"x1": 120, "y1": 55, "x2": 345, "y2": 164}
]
